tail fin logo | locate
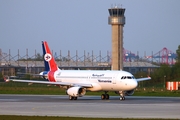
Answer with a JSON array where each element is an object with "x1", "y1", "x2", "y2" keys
[{"x1": 44, "y1": 53, "x2": 52, "y2": 62}]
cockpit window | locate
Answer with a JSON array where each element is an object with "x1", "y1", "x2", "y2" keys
[{"x1": 121, "y1": 76, "x2": 135, "y2": 80}]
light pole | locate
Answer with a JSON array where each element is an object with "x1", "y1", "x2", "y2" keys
[
  {"x1": 164, "y1": 75, "x2": 166, "y2": 88},
  {"x1": 141, "y1": 76, "x2": 143, "y2": 88}
]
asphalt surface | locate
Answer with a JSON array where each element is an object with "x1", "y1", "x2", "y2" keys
[{"x1": 0, "y1": 94, "x2": 180, "y2": 119}]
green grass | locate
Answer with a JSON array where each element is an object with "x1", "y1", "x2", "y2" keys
[
  {"x1": 1, "y1": 82, "x2": 180, "y2": 97},
  {"x1": 134, "y1": 88, "x2": 180, "y2": 97},
  {"x1": 0, "y1": 115, "x2": 175, "y2": 120}
]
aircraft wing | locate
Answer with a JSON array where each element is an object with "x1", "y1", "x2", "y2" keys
[
  {"x1": 5, "y1": 79, "x2": 93, "y2": 88},
  {"x1": 136, "y1": 77, "x2": 151, "y2": 82}
]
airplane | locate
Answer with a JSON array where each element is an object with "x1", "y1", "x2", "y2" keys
[{"x1": 4, "y1": 41, "x2": 151, "y2": 101}]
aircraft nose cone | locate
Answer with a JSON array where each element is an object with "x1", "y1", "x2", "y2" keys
[
  {"x1": 133, "y1": 80, "x2": 138, "y2": 88},
  {"x1": 130, "y1": 79, "x2": 138, "y2": 89},
  {"x1": 125, "y1": 79, "x2": 138, "y2": 90}
]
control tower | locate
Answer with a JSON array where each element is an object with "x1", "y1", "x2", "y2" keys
[{"x1": 108, "y1": 6, "x2": 125, "y2": 70}]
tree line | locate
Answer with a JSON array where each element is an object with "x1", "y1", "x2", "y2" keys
[{"x1": 135, "y1": 45, "x2": 180, "y2": 87}]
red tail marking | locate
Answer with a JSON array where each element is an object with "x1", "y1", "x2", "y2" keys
[
  {"x1": 48, "y1": 71, "x2": 56, "y2": 82},
  {"x1": 43, "y1": 41, "x2": 58, "y2": 71}
]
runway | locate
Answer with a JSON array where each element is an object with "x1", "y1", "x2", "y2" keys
[{"x1": 0, "y1": 94, "x2": 180, "y2": 119}]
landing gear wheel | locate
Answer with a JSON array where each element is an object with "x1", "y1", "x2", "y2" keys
[
  {"x1": 120, "y1": 97, "x2": 123, "y2": 101},
  {"x1": 74, "y1": 97, "x2": 77, "y2": 100},
  {"x1": 69, "y1": 96, "x2": 74, "y2": 100},
  {"x1": 105, "y1": 94, "x2": 109, "y2": 100},
  {"x1": 101, "y1": 94, "x2": 109, "y2": 100},
  {"x1": 119, "y1": 91, "x2": 125, "y2": 101},
  {"x1": 120, "y1": 96, "x2": 125, "y2": 101},
  {"x1": 69, "y1": 96, "x2": 78, "y2": 100},
  {"x1": 101, "y1": 94, "x2": 105, "y2": 100}
]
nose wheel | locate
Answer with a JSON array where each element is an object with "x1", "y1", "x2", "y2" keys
[
  {"x1": 120, "y1": 96, "x2": 125, "y2": 101},
  {"x1": 119, "y1": 91, "x2": 125, "y2": 101}
]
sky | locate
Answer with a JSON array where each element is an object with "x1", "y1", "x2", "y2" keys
[{"x1": 0, "y1": 0, "x2": 180, "y2": 58}]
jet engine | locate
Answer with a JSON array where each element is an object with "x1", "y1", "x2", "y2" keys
[
  {"x1": 67, "y1": 87, "x2": 86, "y2": 97},
  {"x1": 125, "y1": 89, "x2": 134, "y2": 96}
]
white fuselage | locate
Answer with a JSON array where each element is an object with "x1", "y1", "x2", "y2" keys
[{"x1": 51, "y1": 70, "x2": 138, "y2": 92}]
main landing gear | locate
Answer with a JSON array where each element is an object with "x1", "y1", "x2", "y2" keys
[
  {"x1": 101, "y1": 91, "x2": 109, "y2": 100},
  {"x1": 69, "y1": 96, "x2": 77, "y2": 100}
]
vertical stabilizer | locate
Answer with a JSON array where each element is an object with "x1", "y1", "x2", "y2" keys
[{"x1": 42, "y1": 41, "x2": 59, "y2": 71}]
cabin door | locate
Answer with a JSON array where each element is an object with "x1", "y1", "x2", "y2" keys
[{"x1": 112, "y1": 73, "x2": 118, "y2": 84}]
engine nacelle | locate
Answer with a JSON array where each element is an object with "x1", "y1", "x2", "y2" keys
[
  {"x1": 125, "y1": 89, "x2": 134, "y2": 96},
  {"x1": 67, "y1": 87, "x2": 86, "y2": 97}
]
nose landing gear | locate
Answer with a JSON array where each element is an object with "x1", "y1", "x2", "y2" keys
[{"x1": 119, "y1": 91, "x2": 125, "y2": 101}]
